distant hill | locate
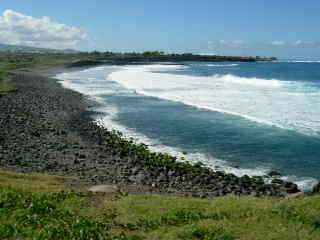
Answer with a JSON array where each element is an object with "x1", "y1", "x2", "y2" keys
[{"x1": 0, "y1": 43, "x2": 78, "y2": 54}]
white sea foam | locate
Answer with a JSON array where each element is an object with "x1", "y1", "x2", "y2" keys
[
  {"x1": 279, "y1": 60, "x2": 320, "y2": 63},
  {"x1": 109, "y1": 64, "x2": 320, "y2": 136},
  {"x1": 206, "y1": 63, "x2": 239, "y2": 67}
]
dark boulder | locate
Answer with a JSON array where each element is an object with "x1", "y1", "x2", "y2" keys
[
  {"x1": 271, "y1": 179, "x2": 284, "y2": 185},
  {"x1": 268, "y1": 170, "x2": 281, "y2": 177},
  {"x1": 312, "y1": 182, "x2": 320, "y2": 194},
  {"x1": 283, "y1": 182, "x2": 300, "y2": 194}
]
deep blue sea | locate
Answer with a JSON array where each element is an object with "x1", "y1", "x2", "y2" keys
[{"x1": 56, "y1": 61, "x2": 320, "y2": 190}]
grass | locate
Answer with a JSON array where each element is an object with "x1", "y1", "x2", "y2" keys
[
  {"x1": 0, "y1": 52, "x2": 82, "y2": 95},
  {"x1": 104, "y1": 195, "x2": 320, "y2": 239},
  {"x1": 0, "y1": 169, "x2": 75, "y2": 192},
  {"x1": 0, "y1": 65, "x2": 16, "y2": 94},
  {"x1": 0, "y1": 169, "x2": 320, "y2": 239},
  {"x1": 0, "y1": 52, "x2": 96, "y2": 95},
  {"x1": 0, "y1": 189, "x2": 109, "y2": 239},
  {"x1": 0, "y1": 82, "x2": 16, "y2": 94}
]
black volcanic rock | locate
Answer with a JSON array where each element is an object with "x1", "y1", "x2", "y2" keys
[{"x1": 312, "y1": 182, "x2": 320, "y2": 193}]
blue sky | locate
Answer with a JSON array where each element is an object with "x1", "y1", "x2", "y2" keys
[{"x1": 0, "y1": 0, "x2": 319, "y2": 59}]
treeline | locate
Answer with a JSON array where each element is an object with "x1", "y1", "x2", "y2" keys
[
  {"x1": 0, "y1": 51, "x2": 277, "y2": 70},
  {"x1": 67, "y1": 51, "x2": 277, "y2": 67},
  {"x1": 78, "y1": 51, "x2": 277, "y2": 63}
]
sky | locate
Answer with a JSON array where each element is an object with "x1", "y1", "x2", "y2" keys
[{"x1": 0, "y1": 0, "x2": 320, "y2": 59}]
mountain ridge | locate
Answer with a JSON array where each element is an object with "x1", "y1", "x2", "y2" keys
[{"x1": 0, "y1": 43, "x2": 78, "y2": 54}]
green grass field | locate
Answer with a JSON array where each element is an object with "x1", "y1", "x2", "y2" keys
[{"x1": 1, "y1": 169, "x2": 320, "y2": 240}]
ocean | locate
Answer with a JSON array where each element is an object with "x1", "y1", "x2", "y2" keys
[{"x1": 55, "y1": 61, "x2": 320, "y2": 191}]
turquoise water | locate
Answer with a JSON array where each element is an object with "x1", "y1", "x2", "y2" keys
[{"x1": 56, "y1": 61, "x2": 320, "y2": 190}]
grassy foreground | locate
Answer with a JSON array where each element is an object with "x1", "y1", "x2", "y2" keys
[{"x1": 0, "y1": 169, "x2": 320, "y2": 240}]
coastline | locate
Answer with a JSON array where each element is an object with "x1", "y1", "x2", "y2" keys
[{"x1": 0, "y1": 64, "x2": 301, "y2": 198}]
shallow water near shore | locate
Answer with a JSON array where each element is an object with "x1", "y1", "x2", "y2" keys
[{"x1": 56, "y1": 62, "x2": 320, "y2": 191}]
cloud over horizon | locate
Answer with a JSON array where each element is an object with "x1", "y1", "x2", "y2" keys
[
  {"x1": 270, "y1": 40, "x2": 320, "y2": 48},
  {"x1": 209, "y1": 40, "x2": 320, "y2": 50},
  {"x1": 208, "y1": 40, "x2": 247, "y2": 50},
  {"x1": 0, "y1": 9, "x2": 87, "y2": 49}
]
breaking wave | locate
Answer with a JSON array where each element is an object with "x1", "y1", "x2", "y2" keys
[{"x1": 109, "y1": 64, "x2": 320, "y2": 136}]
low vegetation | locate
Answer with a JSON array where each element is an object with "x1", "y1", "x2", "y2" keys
[
  {"x1": 0, "y1": 169, "x2": 75, "y2": 192},
  {"x1": 0, "y1": 52, "x2": 76, "y2": 94},
  {"x1": 0, "y1": 82, "x2": 16, "y2": 94},
  {"x1": 107, "y1": 130, "x2": 209, "y2": 175},
  {"x1": 0, "y1": 169, "x2": 320, "y2": 240},
  {"x1": 0, "y1": 65, "x2": 15, "y2": 94}
]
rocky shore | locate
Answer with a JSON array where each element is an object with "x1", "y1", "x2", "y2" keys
[{"x1": 0, "y1": 68, "x2": 300, "y2": 198}]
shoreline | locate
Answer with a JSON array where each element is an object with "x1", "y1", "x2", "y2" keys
[
  {"x1": 0, "y1": 64, "x2": 302, "y2": 198},
  {"x1": 58, "y1": 63, "x2": 319, "y2": 191}
]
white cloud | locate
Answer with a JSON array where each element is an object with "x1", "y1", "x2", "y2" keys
[
  {"x1": 293, "y1": 40, "x2": 320, "y2": 48},
  {"x1": 218, "y1": 40, "x2": 245, "y2": 48},
  {"x1": 208, "y1": 40, "x2": 246, "y2": 51},
  {"x1": 0, "y1": 9, "x2": 87, "y2": 49},
  {"x1": 271, "y1": 40, "x2": 286, "y2": 46},
  {"x1": 270, "y1": 40, "x2": 320, "y2": 48},
  {"x1": 208, "y1": 40, "x2": 320, "y2": 51}
]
